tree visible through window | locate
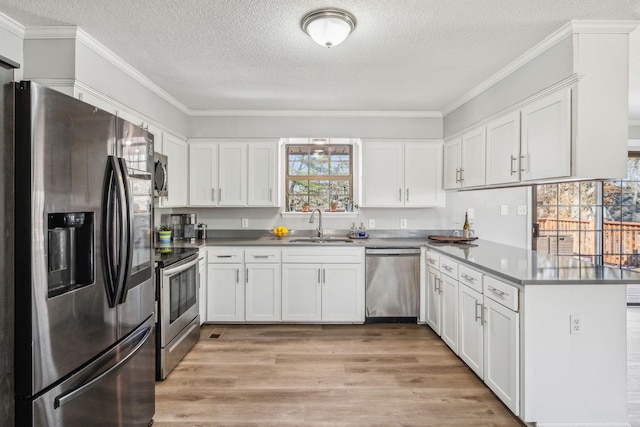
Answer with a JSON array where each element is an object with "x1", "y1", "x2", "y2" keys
[{"x1": 286, "y1": 144, "x2": 353, "y2": 211}]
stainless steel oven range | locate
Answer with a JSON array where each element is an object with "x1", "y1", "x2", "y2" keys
[{"x1": 155, "y1": 247, "x2": 200, "y2": 380}]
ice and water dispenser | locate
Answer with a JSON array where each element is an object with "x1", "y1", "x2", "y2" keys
[{"x1": 47, "y1": 212, "x2": 94, "y2": 297}]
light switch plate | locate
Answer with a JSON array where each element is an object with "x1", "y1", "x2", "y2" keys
[
  {"x1": 369, "y1": 219, "x2": 375, "y2": 228},
  {"x1": 500, "y1": 205, "x2": 509, "y2": 216},
  {"x1": 467, "y1": 208, "x2": 475, "y2": 220},
  {"x1": 400, "y1": 219, "x2": 407, "y2": 229},
  {"x1": 241, "y1": 218, "x2": 249, "y2": 228},
  {"x1": 517, "y1": 205, "x2": 527, "y2": 216}
]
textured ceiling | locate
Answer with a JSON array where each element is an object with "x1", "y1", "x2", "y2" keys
[{"x1": 0, "y1": 0, "x2": 639, "y2": 117}]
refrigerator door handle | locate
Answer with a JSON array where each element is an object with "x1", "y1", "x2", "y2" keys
[
  {"x1": 102, "y1": 156, "x2": 129, "y2": 307},
  {"x1": 116, "y1": 157, "x2": 134, "y2": 304},
  {"x1": 54, "y1": 325, "x2": 152, "y2": 409}
]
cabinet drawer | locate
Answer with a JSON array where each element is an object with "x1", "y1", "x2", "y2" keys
[
  {"x1": 206, "y1": 247, "x2": 244, "y2": 263},
  {"x1": 484, "y1": 276, "x2": 518, "y2": 311},
  {"x1": 282, "y1": 247, "x2": 364, "y2": 264},
  {"x1": 245, "y1": 248, "x2": 281, "y2": 263},
  {"x1": 439, "y1": 256, "x2": 458, "y2": 278},
  {"x1": 425, "y1": 250, "x2": 440, "y2": 268},
  {"x1": 458, "y1": 265, "x2": 483, "y2": 293}
]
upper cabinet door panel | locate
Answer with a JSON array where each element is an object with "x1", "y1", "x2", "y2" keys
[
  {"x1": 486, "y1": 112, "x2": 521, "y2": 185},
  {"x1": 218, "y1": 143, "x2": 247, "y2": 206},
  {"x1": 404, "y1": 143, "x2": 445, "y2": 207},
  {"x1": 461, "y1": 126, "x2": 486, "y2": 188},
  {"x1": 188, "y1": 142, "x2": 218, "y2": 206},
  {"x1": 520, "y1": 89, "x2": 571, "y2": 182},
  {"x1": 162, "y1": 133, "x2": 188, "y2": 207},
  {"x1": 443, "y1": 137, "x2": 462, "y2": 190},
  {"x1": 363, "y1": 142, "x2": 404, "y2": 207},
  {"x1": 247, "y1": 142, "x2": 277, "y2": 207}
]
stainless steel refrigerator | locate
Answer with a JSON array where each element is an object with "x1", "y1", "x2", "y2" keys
[{"x1": 13, "y1": 81, "x2": 156, "y2": 426}]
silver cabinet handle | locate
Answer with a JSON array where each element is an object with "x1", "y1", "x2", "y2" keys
[
  {"x1": 252, "y1": 255, "x2": 270, "y2": 259},
  {"x1": 475, "y1": 301, "x2": 483, "y2": 322},
  {"x1": 520, "y1": 155, "x2": 526, "y2": 172},
  {"x1": 246, "y1": 268, "x2": 248, "y2": 283},
  {"x1": 433, "y1": 277, "x2": 439, "y2": 293},
  {"x1": 483, "y1": 306, "x2": 488, "y2": 325},
  {"x1": 488, "y1": 286, "x2": 507, "y2": 298},
  {"x1": 318, "y1": 268, "x2": 321, "y2": 284},
  {"x1": 322, "y1": 268, "x2": 326, "y2": 284},
  {"x1": 236, "y1": 269, "x2": 239, "y2": 284},
  {"x1": 219, "y1": 188, "x2": 222, "y2": 201},
  {"x1": 459, "y1": 168, "x2": 464, "y2": 182},
  {"x1": 427, "y1": 258, "x2": 436, "y2": 265},
  {"x1": 461, "y1": 273, "x2": 476, "y2": 282},
  {"x1": 455, "y1": 168, "x2": 460, "y2": 183},
  {"x1": 406, "y1": 188, "x2": 409, "y2": 202},
  {"x1": 510, "y1": 155, "x2": 517, "y2": 175},
  {"x1": 211, "y1": 188, "x2": 216, "y2": 201},
  {"x1": 399, "y1": 188, "x2": 402, "y2": 202},
  {"x1": 443, "y1": 265, "x2": 453, "y2": 272},
  {"x1": 269, "y1": 188, "x2": 272, "y2": 202}
]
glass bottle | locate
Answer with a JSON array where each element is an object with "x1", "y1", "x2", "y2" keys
[{"x1": 463, "y1": 211, "x2": 470, "y2": 238}]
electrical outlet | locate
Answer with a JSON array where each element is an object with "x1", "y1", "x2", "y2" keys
[
  {"x1": 570, "y1": 314, "x2": 583, "y2": 335},
  {"x1": 517, "y1": 205, "x2": 527, "y2": 216},
  {"x1": 400, "y1": 219, "x2": 407, "y2": 229},
  {"x1": 241, "y1": 218, "x2": 249, "y2": 228},
  {"x1": 500, "y1": 205, "x2": 509, "y2": 216},
  {"x1": 369, "y1": 219, "x2": 375, "y2": 228},
  {"x1": 467, "y1": 208, "x2": 475, "y2": 220}
]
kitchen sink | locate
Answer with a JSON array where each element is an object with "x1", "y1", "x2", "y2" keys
[{"x1": 289, "y1": 237, "x2": 355, "y2": 243}]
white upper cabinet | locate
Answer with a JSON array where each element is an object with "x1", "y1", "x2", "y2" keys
[
  {"x1": 443, "y1": 137, "x2": 462, "y2": 190},
  {"x1": 247, "y1": 142, "x2": 278, "y2": 207},
  {"x1": 218, "y1": 143, "x2": 247, "y2": 206},
  {"x1": 461, "y1": 126, "x2": 486, "y2": 188},
  {"x1": 520, "y1": 89, "x2": 571, "y2": 182},
  {"x1": 189, "y1": 140, "x2": 278, "y2": 207},
  {"x1": 161, "y1": 133, "x2": 188, "y2": 207},
  {"x1": 486, "y1": 111, "x2": 521, "y2": 185},
  {"x1": 363, "y1": 140, "x2": 444, "y2": 207}
]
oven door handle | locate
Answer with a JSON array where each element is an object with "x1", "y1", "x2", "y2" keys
[{"x1": 163, "y1": 257, "x2": 199, "y2": 277}]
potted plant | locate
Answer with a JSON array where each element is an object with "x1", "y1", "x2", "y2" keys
[
  {"x1": 301, "y1": 201, "x2": 310, "y2": 212},
  {"x1": 158, "y1": 225, "x2": 172, "y2": 243},
  {"x1": 330, "y1": 196, "x2": 338, "y2": 212}
]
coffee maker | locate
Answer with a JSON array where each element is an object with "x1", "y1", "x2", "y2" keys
[{"x1": 169, "y1": 213, "x2": 197, "y2": 242}]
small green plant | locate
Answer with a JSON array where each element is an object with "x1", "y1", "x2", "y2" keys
[{"x1": 158, "y1": 225, "x2": 172, "y2": 232}]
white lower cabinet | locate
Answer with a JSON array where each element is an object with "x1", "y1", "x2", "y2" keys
[
  {"x1": 206, "y1": 248, "x2": 245, "y2": 322},
  {"x1": 483, "y1": 292, "x2": 519, "y2": 416},
  {"x1": 281, "y1": 247, "x2": 364, "y2": 323},
  {"x1": 245, "y1": 263, "x2": 281, "y2": 321},
  {"x1": 458, "y1": 283, "x2": 484, "y2": 377},
  {"x1": 425, "y1": 265, "x2": 441, "y2": 334},
  {"x1": 440, "y1": 272, "x2": 459, "y2": 354}
]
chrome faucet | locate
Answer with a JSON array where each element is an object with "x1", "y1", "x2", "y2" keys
[{"x1": 309, "y1": 208, "x2": 323, "y2": 238}]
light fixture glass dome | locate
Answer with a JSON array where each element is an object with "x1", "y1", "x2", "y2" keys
[{"x1": 301, "y1": 9, "x2": 356, "y2": 48}]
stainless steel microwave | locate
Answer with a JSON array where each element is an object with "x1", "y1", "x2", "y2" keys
[{"x1": 153, "y1": 152, "x2": 168, "y2": 198}]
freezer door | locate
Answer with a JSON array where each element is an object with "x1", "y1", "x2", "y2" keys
[
  {"x1": 21, "y1": 317, "x2": 155, "y2": 427},
  {"x1": 14, "y1": 82, "x2": 119, "y2": 397}
]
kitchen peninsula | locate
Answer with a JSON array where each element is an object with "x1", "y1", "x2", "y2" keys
[{"x1": 167, "y1": 232, "x2": 640, "y2": 426}]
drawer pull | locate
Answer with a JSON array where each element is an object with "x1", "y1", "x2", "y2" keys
[
  {"x1": 442, "y1": 265, "x2": 453, "y2": 272},
  {"x1": 427, "y1": 258, "x2": 436, "y2": 265},
  {"x1": 216, "y1": 255, "x2": 233, "y2": 258},
  {"x1": 461, "y1": 273, "x2": 476, "y2": 282},
  {"x1": 252, "y1": 255, "x2": 271, "y2": 259},
  {"x1": 488, "y1": 286, "x2": 507, "y2": 298}
]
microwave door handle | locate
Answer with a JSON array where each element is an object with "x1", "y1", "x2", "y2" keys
[{"x1": 116, "y1": 157, "x2": 134, "y2": 305}]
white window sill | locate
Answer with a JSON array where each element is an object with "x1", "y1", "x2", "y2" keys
[{"x1": 281, "y1": 211, "x2": 359, "y2": 219}]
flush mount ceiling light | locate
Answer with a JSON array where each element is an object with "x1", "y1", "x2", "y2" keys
[{"x1": 301, "y1": 8, "x2": 357, "y2": 48}]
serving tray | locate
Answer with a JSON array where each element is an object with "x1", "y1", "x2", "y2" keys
[{"x1": 428, "y1": 235, "x2": 478, "y2": 243}]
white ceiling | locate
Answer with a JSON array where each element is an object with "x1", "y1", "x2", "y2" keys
[{"x1": 0, "y1": 0, "x2": 639, "y2": 118}]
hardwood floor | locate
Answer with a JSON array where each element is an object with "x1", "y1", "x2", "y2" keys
[{"x1": 154, "y1": 323, "x2": 522, "y2": 426}]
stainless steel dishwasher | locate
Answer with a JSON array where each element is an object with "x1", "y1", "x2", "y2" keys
[{"x1": 365, "y1": 248, "x2": 421, "y2": 322}]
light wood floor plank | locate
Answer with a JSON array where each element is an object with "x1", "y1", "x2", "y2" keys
[{"x1": 154, "y1": 323, "x2": 523, "y2": 426}]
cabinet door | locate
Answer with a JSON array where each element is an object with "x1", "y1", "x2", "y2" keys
[
  {"x1": 461, "y1": 126, "x2": 486, "y2": 188},
  {"x1": 218, "y1": 142, "x2": 247, "y2": 206},
  {"x1": 486, "y1": 112, "x2": 520, "y2": 185},
  {"x1": 198, "y1": 251, "x2": 207, "y2": 325},
  {"x1": 247, "y1": 142, "x2": 277, "y2": 206},
  {"x1": 443, "y1": 137, "x2": 462, "y2": 190},
  {"x1": 188, "y1": 142, "x2": 218, "y2": 206},
  {"x1": 458, "y1": 284, "x2": 484, "y2": 378},
  {"x1": 404, "y1": 143, "x2": 445, "y2": 207},
  {"x1": 363, "y1": 142, "x2": 404, "y2": 207},
  {"x1": 520, "y1": 89, "x2": 571, "y2": 182},
  {"x1": 483, "y1": 296, "x2": 520, "y2": 415},
  {"x1": 440, "y1": 273, "x2": 459, "y2": 354},
  {"x1": 206, "y1": 263, "x2": 244, "y2": 322},
  {"x1": 321, "y1": 264, "x2": 363, "y2": 322},
  {"x1": 281, "y1": 264, "x2": 322, "y2": 321},
  {"x1": 245, "y1": 263, "x2": 281, "y2": 321},
  {"x1": 162, "y1": 133, "x2": 188, "y2": 207},
  {"x1": 425, "y1": 266, "x2": 441, "y2": 335}
]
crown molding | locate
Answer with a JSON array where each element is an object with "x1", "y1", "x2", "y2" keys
[
  {"x1": 0, "y1": 11, "x2": 25, "y2": 38},
  {"x1": 443, "y1": 20, "x2": 640, "y2": 117},
  {"x1": 188, "y1": 109, "x2": 442, "y2": 118}
]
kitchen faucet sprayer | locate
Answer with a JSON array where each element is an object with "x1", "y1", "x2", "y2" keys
[{"x1": 309, "y1": 208, "x2": 323, "y2": 238}]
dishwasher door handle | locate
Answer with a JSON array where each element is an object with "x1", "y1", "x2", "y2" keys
[{"x1": 365, "y1": 249, "x2": 421, "y2": 256}]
